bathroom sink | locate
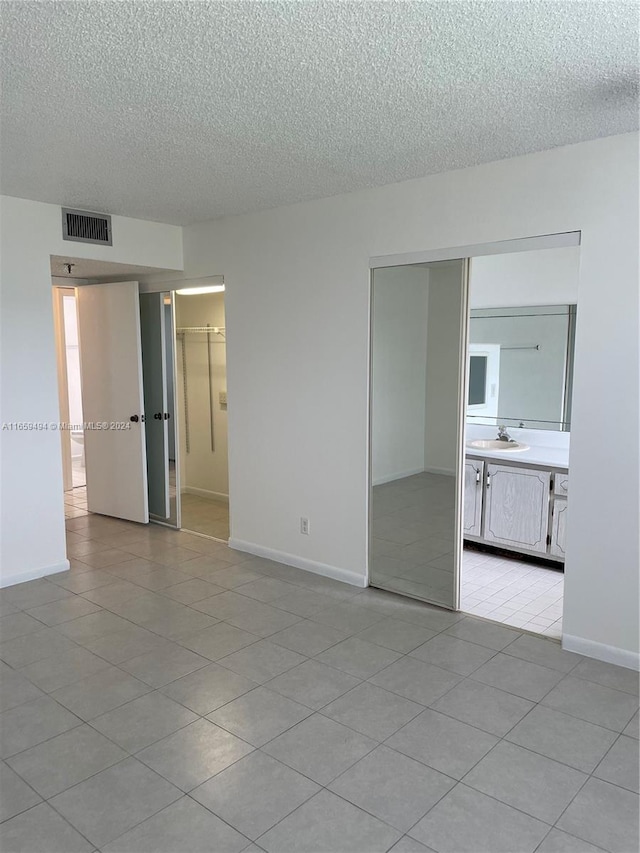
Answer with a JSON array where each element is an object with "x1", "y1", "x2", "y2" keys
[{"x1": 467, "y1": 439, "x2": 529, "y2": 452}]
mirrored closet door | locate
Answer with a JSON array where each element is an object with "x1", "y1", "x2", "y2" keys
[
  {"x1": 369, "y1": 259, "x2": 468, "y2": 609},
  {"x1": 139, "y1": 291, "x2": 181, "y2": 527}
]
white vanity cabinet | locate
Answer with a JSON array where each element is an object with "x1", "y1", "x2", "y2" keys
[
  {"x1": 464, "y1": 459, "x2": 484, "y2": 537},
  {"x1": 465, "y1": 455, "x2": 568, "y2": 562},
  {"x1": 484, "y1": 463, "x2": 550, "y2": 555},
  {"x1": 550, "y1": 474, "x2": 568, "y2": 558}
]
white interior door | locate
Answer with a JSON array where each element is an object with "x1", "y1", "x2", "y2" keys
[{"x1": 76, "y1": 281, "x2": 149, "y2": 523}]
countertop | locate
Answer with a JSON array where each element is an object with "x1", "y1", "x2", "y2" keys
[{"x1": 465, "y1": 443, "x2": 569, "y2": 469}]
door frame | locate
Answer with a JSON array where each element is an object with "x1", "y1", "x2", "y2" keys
[
  {"x1": 52, "y1": 286, "x2": 75, "y2": 492},
  {"x1": 366, "y1": 230, "x2": 581, "y2": 610},
  {"x1": 171, "y1": 281, "x2": 230, "y2": 541},
  {"x1": 147, "y1": 291, "x2": 182, "y2": 530}
]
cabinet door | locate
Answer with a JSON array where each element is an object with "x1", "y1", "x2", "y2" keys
[
  {"x1": 464, "y1": 460, "x2": 484, "y2": 536},
  {"x1": 484, "y1": 463, "x2": 550, "y2": 554},
  {"x1": 550, "y1": 498, "x2": 568, "y2": 558}
]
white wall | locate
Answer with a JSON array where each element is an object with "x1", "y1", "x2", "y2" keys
[
  {"x1": 184, "y1": 133, "x2": 639, "y2": 665},
  {"x1": 0, "y1": 196, "x2": 183, "y2": 586},
  {"x1": 470, "y1": 246, "x2": 580, "y2": 308},
  {"x1": 424, "y1": 262, "x2": 465, "y2": 476},
  {"x1": 371, "y1": 266, "x2": 428, "y2": 485},
  {"x1": 175, "y1": 292, "x2": 228, "y2": 499}
]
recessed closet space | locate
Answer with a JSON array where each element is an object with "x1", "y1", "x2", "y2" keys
[{"x1": 175, "y1": 287, "x2": 230, "y2": 540}]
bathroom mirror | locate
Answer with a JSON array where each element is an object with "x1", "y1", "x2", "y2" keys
[
  {"x1": 467, "y1": 304, "x2": 576, "y2": 432},
  {"x1": 369, "y1": 259, "x2": 467, "y2": 609}
]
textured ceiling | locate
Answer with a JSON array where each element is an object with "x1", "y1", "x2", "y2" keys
[{"x1": 2, "y1": 1, "x2": 638, "y2": 225}]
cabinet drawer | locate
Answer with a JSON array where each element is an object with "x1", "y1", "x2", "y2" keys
[{"x1": 554, "y1": 473, "x2": 569, "y2": 497}]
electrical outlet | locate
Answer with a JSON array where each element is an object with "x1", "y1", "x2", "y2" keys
[{"x1": 300, "y1": 517, "x2": 310, "y2": 535}]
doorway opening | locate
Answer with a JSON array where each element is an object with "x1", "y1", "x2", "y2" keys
[
  {"x1": 52, "y1": 261, "x2": 230, "y2": 541},
  {"x1": 368, "y1": 234, "x2": 580, "y2": 642},
  {"x1": 53, "y1": 287, "x2": 89, "y2": 520},
  {"x1": 460, "y1": 247, "x2": 578, "y2": 639},
  {"x1": 175, "y1": 287, "x2": 230, "y2": 541}
]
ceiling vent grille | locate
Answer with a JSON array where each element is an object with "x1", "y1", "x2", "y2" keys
[{"x1": 62, "y1": 208, "x2": 112, "y2": 246}]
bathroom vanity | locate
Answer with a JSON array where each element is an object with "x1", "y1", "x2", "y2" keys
[
  {"x1": 463, "y1": 302, "x2": 574, "y2": 566},
  {"x1": 464, "y1": 441, "x2": 568, "y2": 563}
]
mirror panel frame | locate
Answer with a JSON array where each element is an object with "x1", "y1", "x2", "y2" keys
[{"x1": 367, "y1": 260, "x2": 469, "y2": 611}]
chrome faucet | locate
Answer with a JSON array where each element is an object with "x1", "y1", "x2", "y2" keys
[{"x1": 497, "y1": 425, "x2": 513, "y2": 442}]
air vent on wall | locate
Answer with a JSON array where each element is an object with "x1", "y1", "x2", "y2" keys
[{"x1": 62, "y1": 208, "x2": 112, "y2": 246}]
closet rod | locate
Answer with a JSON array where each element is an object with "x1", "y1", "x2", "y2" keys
[{"x1": 501, "y1": 344, "x2": 540, "y2": 351}]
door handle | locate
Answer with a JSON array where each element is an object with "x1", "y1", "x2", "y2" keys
[
  {"x1": 486, "y1": 473, "x2": 491, "y2": 489},
  {"x1": 154, "y1": 413, "x2": 162, "y2": 420},
  {"x1": 163, "y1": 413, "x2": 171, "y2": 420},
  {"x1": 130, "y1": 415, "x2": 139, "y2": 422},
  {"x1": 475, "y1": 468, "x2": 481, "y2": 484}
]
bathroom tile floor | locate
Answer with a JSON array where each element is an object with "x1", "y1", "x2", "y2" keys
[
  {"x1": 461, "y1": 549, "x2": 564, "y2": 640},
  {"x1": 371, "y1": 473, "x2": 564, "y2": 639},
  {"x1": 1, "y1": 507, "x2": 638, "y2": 852}
]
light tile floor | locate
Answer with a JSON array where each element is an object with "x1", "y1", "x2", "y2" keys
[
  {"x1": 180, "y1": 493, "x2": 230, "y2": 541},
  {"x1": 1, "y1": 509, "x2": 638, "y2": 852},
  {"x1": 65, "y1": 487, "x2": 230, "y2": 542},
  {"x1": 371, "y1": 472, "x2": 564, "y2": 639},
  {"x1": 64, "y1": 487, "x2": 88, "y2": 519},
  {"x1": 370, "y1": 473, "x2": 457, "y2": 608},
  {"x1": 461, "y1": 548, "x2": 564, "y2": 640}
]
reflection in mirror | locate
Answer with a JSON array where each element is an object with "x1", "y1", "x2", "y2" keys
[
  {"x1": 139, "y1": 292, "x2": 180, "y2": 528},
  {"x1": 164, "y1": 294, "x2": 180, "y2": 527},
  {"x1": 369, "y1": 260, "x2": 467, "y2": 609},
  {"x1": 467, "y1": 305, "x2": 576, "y2": 431},
  {"x1": 467, "y1": 247, "x2": 579, "y2": 432}
]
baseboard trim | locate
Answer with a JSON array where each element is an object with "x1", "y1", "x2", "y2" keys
[
  {"x1": 424, "y1": 466, "x2": 456, "y2": 477},
  {"x1": 0, "y1": 559, "x2": 70, "y2": 589},
  {"x1": 372, "y1": 467, "x2": 425, "y2": 487},
  {"x1": 182, "y1": 487, "x2": 229, "y2": 503},
  {"x1": 562, "y1": 633, "x2": 640, "y2": 672},
  {"x1": 228, "y1": 539, "x2": 367, "y2": 589}
]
